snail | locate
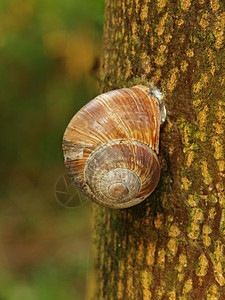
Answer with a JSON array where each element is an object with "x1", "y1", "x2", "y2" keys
[{"x1": 62, "y1": 85, "x2": 166, "y2": 209}]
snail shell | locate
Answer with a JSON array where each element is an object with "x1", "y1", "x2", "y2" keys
[{"x1": 62, "y1": 85, "x2": 165, "y2": 209}]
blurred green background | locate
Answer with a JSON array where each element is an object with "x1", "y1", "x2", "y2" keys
[{"x1": 0, "y1": 0, "x2": 104, "y2": 299}]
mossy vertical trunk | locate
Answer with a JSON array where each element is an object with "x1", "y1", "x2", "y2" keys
[{"x1": 92, "y1": 0, "x2": 225, "y2": 298}]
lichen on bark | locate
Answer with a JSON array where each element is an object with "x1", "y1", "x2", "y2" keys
[{"x1": 91, "y1": 0, "x2": 225, "y2": 299}]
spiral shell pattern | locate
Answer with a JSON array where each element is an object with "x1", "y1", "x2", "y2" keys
[{"x1": 63, "y1": 85, "x2": 162, "y2": 208}]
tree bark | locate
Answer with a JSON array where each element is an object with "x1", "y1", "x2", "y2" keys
[{"x1": 91, "y1": 0, "x2": 225, "y2": 299}]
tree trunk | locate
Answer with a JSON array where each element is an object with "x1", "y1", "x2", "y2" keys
[{"x1": 91, "y1": 0, "x2": 225, "y2": 299}]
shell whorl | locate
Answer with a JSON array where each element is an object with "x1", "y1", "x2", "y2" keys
[
  {"x1": 63, "y1": 85, "x2": 163, "y2": 209},
  {"x1": 84, "y1": 139, "x2": 160, "y2": 208}
]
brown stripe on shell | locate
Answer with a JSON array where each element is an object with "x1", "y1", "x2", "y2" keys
[{"x1": 63, "y1": 85, "x2": 160, "y2": 151}]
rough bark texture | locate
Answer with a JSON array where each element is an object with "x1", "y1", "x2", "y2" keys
[{"x1": 92, "y1": 0, "x2": 225, "y2": 299}]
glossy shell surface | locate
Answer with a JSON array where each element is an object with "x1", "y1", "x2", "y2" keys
[{"x1": 63, "y1": 85, "x2": 161, "y2": 208}]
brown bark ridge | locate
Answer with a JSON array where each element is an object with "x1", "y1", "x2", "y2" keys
[{"x1": 90, "y1": 0, "x2": 225, "y2": 299}]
